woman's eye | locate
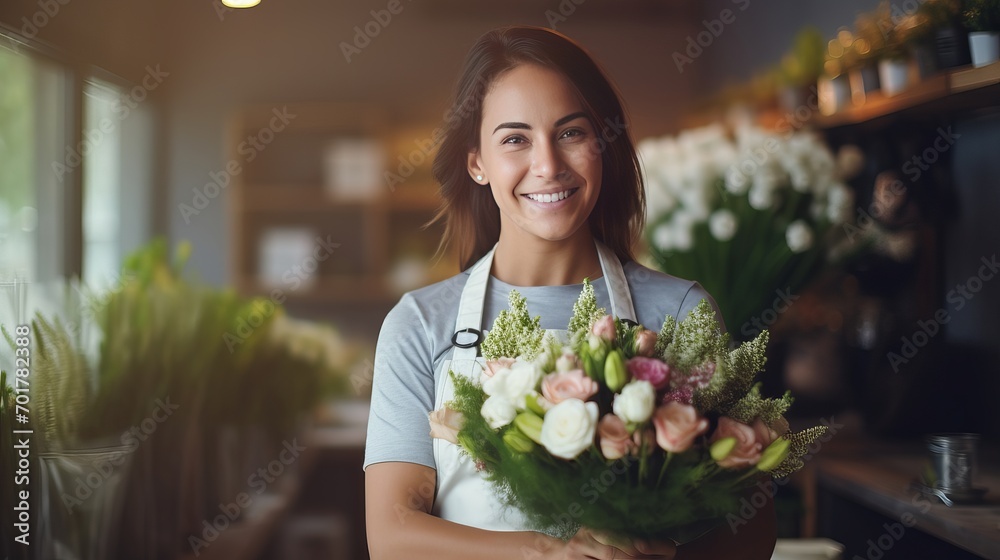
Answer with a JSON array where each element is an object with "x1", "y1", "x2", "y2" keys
[
  {"x1": 560, "y1": 128, "x2": 586, "y2": 140},
  {"x1": 501, "y1": 135, "x2": 526, "y2": 145}
]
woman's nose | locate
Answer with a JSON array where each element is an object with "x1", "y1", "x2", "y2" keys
[{"x1": 530, "y1": 140, "x2": 565, "y2": 181}]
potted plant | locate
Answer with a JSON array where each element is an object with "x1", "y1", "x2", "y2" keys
[
  {"x1": 778, "y1": 27, "x2": 826, "y2": 112},
  {"x1": 918, "y1": 0, "x2": 973, "y2": 68},
  {"x1": 863, "y1": 3, "x2": 914, "y2": 96},
  {"x1": 964, "y1": 0, "x2": 1000, "y2": 66},
  {"x1": 819, "y1": 29, "x2": 856, "y2": 114},
  {"x1": 853, "y1": 11, "x2": 887, "y2": 101}
]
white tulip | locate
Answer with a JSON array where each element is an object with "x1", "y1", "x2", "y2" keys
[
  {"x1": 540, "y1": 399, "x2": 599, "y2": 459},
  {"x1": 481, "y1": 396, "x2": 517, "y2": 429},
  {"x1": 709, "y1": 209, "x2": 738, "y2": 241},
  {"x1": 612, "y1": 380, "x2": 656, "y2": 424},
  {"x1": 786, "y1": 220, "x2": 814, "y2": 253},
  {"x1": 652, "y1": 222, "x2": 674, "y2": 251}
]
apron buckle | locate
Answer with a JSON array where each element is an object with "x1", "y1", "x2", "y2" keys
[{"x1": 451, "y1": 327, "x2": 484, "y2": 349}]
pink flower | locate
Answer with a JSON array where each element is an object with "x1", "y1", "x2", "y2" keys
[
  {"x1": 662, "y1": 387, "x2": 694, "y2": 405},
  {"x1": 597, "y1": 414, "x2": 634, "y2": 460},
  {"x1": 632, "y1": 427, "x2": 655, "y2": 456},
  {"x1": 541, "y1": 369, "x2": 599, "y2": 405},
  {"x1": 626, "y1": 357, "x2": 671, "y2": 390},
  {"x1": 711, "y1": 417, "x2": 763, "y2": 468},
  {"x1": 591, "y1": 315, "x2": 616, "y2": 341},
  {"x1": 634, "y1": 329, "x2": 658, "y2": 357},
  {"x1": 484, "y1": 357, "x2": 516, "y2": 378},
  {"x1": 428, "y1": 407, "x2": 464, "y2": 444},
  {"x1": 652, "y1": 402, "x2": 709, "y2": 453}
]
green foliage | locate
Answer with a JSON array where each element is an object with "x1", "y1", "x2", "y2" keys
[
  {"x1": 770, "y1": 426, "x2": 829, "y2": 478},
  {"x1": 726, "y1": 384, "x2": 793, "y2": 425},
  {"x1": 693, "y1": 329, "x2": 768, "y2": 414},
  {"x1": 781, "y1": 27, "x2": 827, "y2": 86},
  {"x1": 661, "y1": 300, "x2": 730, "y2": 372},
  {"x1": 481, "y1": 290, "x2": 545, "y2": 361},
  {"x1": 964, "y1": 0, "x2": 1000, "y2": 31}
]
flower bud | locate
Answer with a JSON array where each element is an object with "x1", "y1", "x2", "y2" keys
[
  {"x1": 525, "y1": 393, "x2": 548, "y2": 416},
  {"x1": 591, "y1": 315, "x2": 616, "y2": 341},
  {"x1": 503, "y1": 428, "x2": 535, "y2": 453},
  {"x1": 710, "y1": 437, "x2": 737, "y2": 462},
  {"x1": 604, "y1": 350, "x2": 629, "y2": 392},
  {"x1": 514, "y1": 411, "x2": 545, "y2": 444},
  {"x1": 633, "y1": 329, "x2": 658, "y2": 358},
  {"x1": 757, "y1": 438, "x2": 791, "y2": 472}
]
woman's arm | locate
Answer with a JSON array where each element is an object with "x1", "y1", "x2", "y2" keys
[{"x1": 366, "y1": 462, "x2": 667, "y2": 560}]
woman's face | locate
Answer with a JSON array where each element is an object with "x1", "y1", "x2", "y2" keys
[{"x1": 468, "y1": 63, "x2": 603, "y2": 246}]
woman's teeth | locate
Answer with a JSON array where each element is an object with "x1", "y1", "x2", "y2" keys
[{"x1": 524, "y1": 189, "x2": 577, "y2": 203}]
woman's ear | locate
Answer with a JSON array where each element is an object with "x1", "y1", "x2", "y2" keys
[{"x1": 467, "y1": 150, "x2": 486, "y2": 184}]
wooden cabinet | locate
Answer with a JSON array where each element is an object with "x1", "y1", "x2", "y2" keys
[{"x1": 227, "y1": 103, "x2": 455, "y2": 309}]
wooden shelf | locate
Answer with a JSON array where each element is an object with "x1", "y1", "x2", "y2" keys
[
  {"x1": 815, "y1": 61, "x2": 1000, "y2": 130},
  {"x1": 228, "y1": 102, "x2": 447, "y2": 307},
  {"x1": 241, "y1": 184, "x2": 440, "y2": 213}
]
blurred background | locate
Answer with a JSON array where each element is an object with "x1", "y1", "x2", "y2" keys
[{"x1": 1, "y1": 0, "x2": 999, "y2": 558}]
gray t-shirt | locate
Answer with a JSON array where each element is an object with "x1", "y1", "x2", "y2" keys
[{"x1": 362, "y1": 259, "x2": 723, "y2": 471}]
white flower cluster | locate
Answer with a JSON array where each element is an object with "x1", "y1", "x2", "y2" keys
[{"x1": 639, "y1": 124, "x2": 858, "y2": 254}]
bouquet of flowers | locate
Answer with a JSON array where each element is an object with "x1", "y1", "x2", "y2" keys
[
  {"x1": 430, "y1": 281, "x2": 828, "y2": 542},
  {"x1": 639, "y1": 124, "x2": 864, "y2": 337}
]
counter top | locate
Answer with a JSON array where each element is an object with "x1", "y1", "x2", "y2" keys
[{"x1": 815, "y1": 439, "x2": 1000, "y2": 559}]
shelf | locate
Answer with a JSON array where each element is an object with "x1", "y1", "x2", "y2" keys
[
  {"x1": 815, "y1": 61, "x2": 1000, "y2": 130},
  {"x1": 237, "y1": 275, "x2": 399, "y2": 304},
  {"x1": 241, "y1": 184, "x2": 441, "y2": 213}
]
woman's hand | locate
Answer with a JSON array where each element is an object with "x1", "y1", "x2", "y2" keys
[{"x1": 546, "y1": 528, "x2": 677, "y2": 560}]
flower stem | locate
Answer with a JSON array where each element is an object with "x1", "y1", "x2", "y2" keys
[{"x1": 655, "y1": 451, "x2": 674, "y2": 489}]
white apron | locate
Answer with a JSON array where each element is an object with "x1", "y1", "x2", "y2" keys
[{"x1": 431, "y1": 239, "x2": 637, "y2": 530}]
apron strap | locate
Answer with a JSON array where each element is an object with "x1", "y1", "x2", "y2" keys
[
  {"x1": 450, "y1": 239, "x2": 636, "y2": 362},
  {"x1": 451, "y1": 245, "x2": 496, "y2": 362},
  {"x1": 595, "y1": 240, "x2": 637, "y2": 323}
]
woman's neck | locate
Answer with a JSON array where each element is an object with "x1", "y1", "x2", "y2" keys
[{"x1": 491, "y1": 229, "x2": 603, "y2": 287}]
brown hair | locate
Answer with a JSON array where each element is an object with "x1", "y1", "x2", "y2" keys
[{"x1": 430, "y1": 26, "x2": 645, "y2": 271}]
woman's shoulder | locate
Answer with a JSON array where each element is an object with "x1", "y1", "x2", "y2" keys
[{"x1": 622, "y1": 260, "x2": 723, "y2": 329}]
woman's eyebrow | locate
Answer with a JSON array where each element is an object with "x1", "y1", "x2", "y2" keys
[{"x1": 492, "y1": 112, "x2": 588, "y2": 135}]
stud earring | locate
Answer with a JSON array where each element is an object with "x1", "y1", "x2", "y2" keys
[{"x1": 476, "y1": 175, "x2": 484, "y2": 182}]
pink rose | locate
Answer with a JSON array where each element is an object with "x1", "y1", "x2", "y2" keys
[
  {"x1": 591, "y1": 315, "x2": 616, "y2": 341},
  {"x1": 711, "y1": 417, "x2": 763, "y2": 468},
  {"x1": 634, "y1": 329, "x2": 658, "y2": 357},
  {"x1": 626, "y1": 357, "x2": 671, "y2": 390},
  {"x1": 597, "y1": 414, "x2": 634, "y2": 460},
  {"x1": 484, "y1": 357, "x2": 516, "y2": 378},
  {"x1": 652, "y1": 402, "x2": 709, "y2": 453},
  {"x1": 541, "y1": 369, "x2": 599, "y2": 405},
  {"x1": 428, "y1": 407, "x2": 464, "y2": 444}
]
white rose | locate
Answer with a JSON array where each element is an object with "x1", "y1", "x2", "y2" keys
[
  {"x1": 482, "y1": 361, "x2": 542, "y2": 409},
  {"x1": 612, "y1": 380, "x2": 656, "y2": 424},
  {"x1": 540, "y1": 399, "x2": 599, "y2": 459},
  {"x1": 786, "y1": 220, "x2": 814, "y2": 253},
  {"x1": 708, "y1": 209, "x2": 738, "y2": 241},
  {"x1": 481, "y1": 396, "x2": 517, "y2": 429}
]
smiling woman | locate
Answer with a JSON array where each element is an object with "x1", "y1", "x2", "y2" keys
[{"x1": 363, "y1": 26, "x2": 777, "y2": 560}]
